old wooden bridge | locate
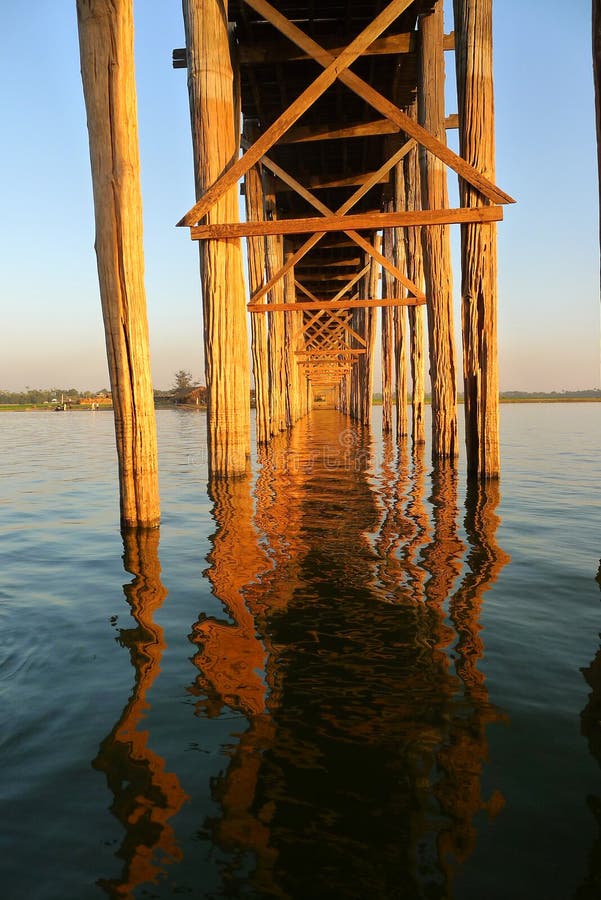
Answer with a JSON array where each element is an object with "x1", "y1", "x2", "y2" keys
[{"x1": 76, "y1": 0, "x2": 514, "y2": 528}]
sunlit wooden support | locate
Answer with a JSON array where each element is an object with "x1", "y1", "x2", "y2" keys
[
  {"x1": 178, "y1": 0, "x2": 417, "y2": 226},
  {"x1": 182, "y1": 0, "x2": 250, "y2": 476},
  {"x1": 76, "y1": 0, "x2": 160, "y2": 529},
  {"x1": 296, "y1": 258, "x2": 362, "y2": 269},
  {"x1": 454, "y1": 0, "x2": 500, "y2": 478},
  {"x1": 392, "y1": 163, "x2": 409, "y2": 441},
  {"x1": 265, "y1": 199, "x2": 287, "y2": 435},
  {"x1": 419, "y1": 1, "x2": 458, "y2": 460},
  {"x1": 362, "y1": 248, "x2": 379, "y2": 426},
  {"x1": 282, "y1": 113, "x2": 458, "y2": 144},
  {"x1": 403, "y1": 106, "x2": 427, "y2": 445},
  {"x1": 248, "y1": 296, "x2": 426, "y2": 312},
  {"x1": 190, "y1": 206, "x2": 502, "y2": 240},
  {"x1": 381, "y1": 208, "x2": 395, "y2": 435},
  {"x1": 244, "y1": 159, "x2": 270, "y2": 444},
  {"x1": 296, "y1": 349, "x2": 365, "y2": 357},
  {"x1": 238, "y1": 30, "x2": 455, "y2": 64}
]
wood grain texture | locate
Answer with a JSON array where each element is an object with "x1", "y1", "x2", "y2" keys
[
  {"x1": 403, "y1": 105, "x2": 426, "y2": 445},
  {"x1": 183, "y1": 0, "x2": 250, "y2": 475},
  {"x1": 244, "y1": 161, "x2": 270, "y2": 444},
  {"x1": 419, "y1": 1, "x2": 458, "y2": 460},
  {"x1": 454, "y1": 0, "x2": 500, "y2": 477},
  {"x1": 381, "y1": 210, "x2": 395, "y2": 435},
  {"x1": 76, "y1": 0, "x2": 160, "y2": 528},
  {"x1": 393, "y1": 165, "x2": 409, "y2": 440},
  {"x1": 190, "y1": 206, "x2": 502, "y2": 240}
]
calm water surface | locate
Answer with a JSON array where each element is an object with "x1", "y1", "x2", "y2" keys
[{"x1": 0, "y1": 404, "x2": 600, "y2": 899}]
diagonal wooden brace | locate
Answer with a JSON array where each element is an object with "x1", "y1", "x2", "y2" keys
[{"x1": 178, "y1": 0, "x2": 416, "y2": 226}]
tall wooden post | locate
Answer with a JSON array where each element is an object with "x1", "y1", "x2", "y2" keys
[
  {"x1": 362, "y1": 244, "x2": 379, "y2": 426},
  {"x1": 403, "y1": 104, "x2": 426, "y2": 445},
  {"x1": 393, "y1": 164, "x2": 409, "y2": 440},
  {"x1": 265, "y1": 206, "x2": 288, "y2": 435},
  {"x1": 182, "y1": 0, "x2": 250, "y2": 475},
  {"x1": 594, "y1": 0, "x2": 601, "y2": 285},
  {"x1": 245, "y1": 162, "x2": 270, "y2": 444},
  {"x1": 381, "y1": 211, "x2": 395, "y2": 435},
  {"x1": 418, "y1": 1, "x2": 458, "y2": 460},
  {"x1": 454, "y1": 0, "x2": 499, "y2": 477},
  {"x1": 76, "y1": 0, "x2": 160, "y2": 529}
]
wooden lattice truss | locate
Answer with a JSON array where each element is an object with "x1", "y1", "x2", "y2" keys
[{"x1": 178, "y1": 0, "x2": 513, "y2": 387}]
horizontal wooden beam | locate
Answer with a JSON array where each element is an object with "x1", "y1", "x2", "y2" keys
[
  {"x1": 296, "y1": 349, "x2": 365, "y2": 356},
  {"x1": 295, "y1": 257, "x2": 361, "y2": 268},
  {"x1": 282, "y1": 113, "x2": 458, "y2": 144},
  {"x1": 249, "y1": 297, "x2": 427, "y2": 312},
  {"x1": 172, "y1": 32, "x2": 454, "y2": 68},
  {"x1": 191, "y1": 205, "x2": 502, "y2": 240}
]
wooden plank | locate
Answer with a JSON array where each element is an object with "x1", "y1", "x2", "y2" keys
[
  {"x1": 296, "y1": 349, "x2": 365, "y2": 356},
  {"x1": 296, "y1": 258, "x2": 361, "y2": 269},
  {"x1": 248, "y1": 297, "x2": 427, "y2": 312},
  {"x1": 178, "y1": 0, "x2": 416, "y2": 226},
  {"x1": 174, "y1": 33, "x2": 455, "y2": 67},
  {"x1": 234, "y1": 31, "x2": 455, "y2": 65},
  {"x1": 191, "y1": 205, "x2": 503, "y2": 239},
  {"x1": 242, "y1": 0, "x2": 514, "y2": 206},
  {"x1": 283, "y1": 113, "x2": 459, "y2": 144}
]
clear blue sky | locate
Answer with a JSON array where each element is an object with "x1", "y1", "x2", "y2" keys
[{"x1": 0, "y1": 0, "x2": 598, "y2": 392}]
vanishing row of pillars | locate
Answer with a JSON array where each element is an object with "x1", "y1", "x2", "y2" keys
[{"x1": 76, "y1": 0, "x2": 502, "y2": 528}]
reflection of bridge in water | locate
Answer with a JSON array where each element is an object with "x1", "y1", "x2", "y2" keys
[{"x1": 188, "y1": 412, "x2": 510, "y2": 898}]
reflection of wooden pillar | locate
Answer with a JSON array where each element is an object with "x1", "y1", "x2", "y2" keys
[
  {"x1": 245, "y1": 163, "x2": 270, "y2": 444},
  {"x1": 418, "y1": 1, "x2": 458, "y2": 460},
  {"x1": 403, "y1": 104, "x2": 426, "y2": 444},
  {"x1": 93, "y1": 529, "x2": 187, "y2": 894},
  {"x1": 76, "y1": 0, "x2": 160, "y2": 529},
  {"x1": 182, "y1": 0, "x2": 250, "y2": 475},
  {"x1": 454, "y1": 0, "x2": 500, "y2": 477}
]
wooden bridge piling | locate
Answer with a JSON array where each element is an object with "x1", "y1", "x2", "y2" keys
[
  {"x1": 78, "y1": 0, "x2": 515, "y2": 509},
  {"x1": 76, "y1": 0, "x2": 160, "y2": 529},
  {"x1": 182, "y1": 0, "x2": 250, "y2": 476},
  {"x1": 418, "y1": 1, "x2": 458, "y2": 460}
]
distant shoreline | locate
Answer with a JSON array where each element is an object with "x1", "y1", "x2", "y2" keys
[{"x1": 1, "y1": 396, "x2": 600, "y2": 412}]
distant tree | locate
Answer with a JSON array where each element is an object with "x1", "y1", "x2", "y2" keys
[{"x1": 172, "y1": 370, "x2": 195, "y2": 391}]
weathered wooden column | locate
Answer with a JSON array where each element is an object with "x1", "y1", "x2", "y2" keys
[
  {"x1": 265, "y1": 210, "x2": 288, "y2": 435},
  {"x1": 418, "y1": 1, "x2": 458, "y2": 459},
  {"x1": 244, "y1": 162, "x2": 270, "y2": 444},
  {"x1": 76, "y1": 0, "x2": 160, "y2": 529},
  {"x1": 182, "y1": 0, "x2": 250, "y2": 475},
  {"x1": 403, "y1": 108, "x2": 426, "y2": 444},
  {"x1": 361, "y1": 243, "x2": 379, "y2": 426},
  {"x1": 454, "y1": 0, "x2": 499, "y2": 477},
  {"x1": 594, "y1": 0, "x2": 601, "y2": 280},
  {"x1": 283, "y1": 263, "x2": 299, "y2": 426},
  {"x1": 393, "y1": 164, "x2": 409, "y2": 440},
  {"x1": 381, "y1": 212, "x2": 395, "y2": 434}
]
